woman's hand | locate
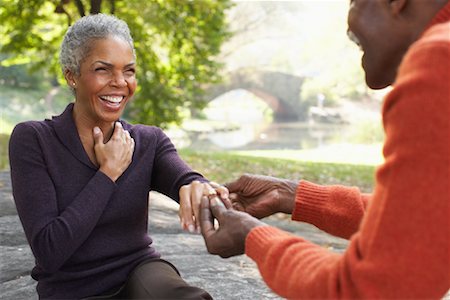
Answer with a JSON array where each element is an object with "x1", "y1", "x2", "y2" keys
[
  {"x1": 93, "y1": 122, "x2": 134, "y2": 182},
  {"x1": 179, "y1": 181, "x2": 230, "y2": 233},
  {"x1": 226, "y1": 174, "x2": 298, "y2": 219}
]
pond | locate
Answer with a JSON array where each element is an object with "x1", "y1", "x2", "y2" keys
[
  {"x1": 173, "y1": 121, "x2": 353, "y2": 151},
  {"x1": 167, "y1": 89, "x2": 384, "y2": 165}
]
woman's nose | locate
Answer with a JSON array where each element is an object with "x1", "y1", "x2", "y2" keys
[{"x1": 110, "y1": 72, "x2": 127, "y2": 87}]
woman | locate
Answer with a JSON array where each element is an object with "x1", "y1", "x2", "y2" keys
[{"x1": 9, "y1": 14, "x2": 225, "y2": 299}]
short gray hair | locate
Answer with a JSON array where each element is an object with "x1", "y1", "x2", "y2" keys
[{"x1": 60, "y1": 13, "x2": 135, "y2": 76}]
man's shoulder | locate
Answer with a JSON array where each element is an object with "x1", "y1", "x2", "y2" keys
[{"x1": 420, "y1": 21, "x2": 450, "y2": 45}]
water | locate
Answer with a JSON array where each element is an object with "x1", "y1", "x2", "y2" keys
[
  {"x1": 167, "y1": 90, "x2": 383, "y2": 166},
  {"x1": 176, "y1": 121, "x2": 352, "y2": 152}
]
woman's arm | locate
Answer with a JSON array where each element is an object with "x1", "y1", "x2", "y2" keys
[
  {"x1": 150, "y1": 128, "x2": 206, "y2": 200},
  {"x1": 9, "y1": 123, "x2": 116, "y2": 273}
]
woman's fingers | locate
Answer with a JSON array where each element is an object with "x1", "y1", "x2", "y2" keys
[
  {"x1": 190, "y1": 181, "x2": 204, "y2": 232},
  {"x1": 179, "y1": 184, "x2": 195, "y2": 233},
  {"x1": 179, "y1": 181, "x2": 232, "y2": 234},
  {"x1": 209, "y1": 181, "x2": 232, "y2": 209}
]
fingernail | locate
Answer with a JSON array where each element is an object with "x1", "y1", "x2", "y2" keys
[
  {"x1": 93, "y1": 127, "x2": 100, "y2": 134},
  {"x1": 211, "y1": 198, "x2": 225, "y2": 207},
  {"x1": 188, "y1": 224, "x2": 195, "y2": 233}
]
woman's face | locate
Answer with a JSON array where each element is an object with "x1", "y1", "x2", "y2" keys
[{"x1": 72, "y1": 35, "x2": 137, "y2": 124}]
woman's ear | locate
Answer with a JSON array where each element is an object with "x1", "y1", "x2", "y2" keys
[{"x1": 64, "y1": 69, "x2": 76, "y2": 87}]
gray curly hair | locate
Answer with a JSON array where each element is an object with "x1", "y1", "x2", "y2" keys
[{"x1": 60, "y1": 13, "x2": 135, "y2": 76}]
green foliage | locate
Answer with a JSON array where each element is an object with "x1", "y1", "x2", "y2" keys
[
  {"x1": 0, "y1": 0, "x2": 232, "y2": 127},
  {"x1": 0, "y1": 85, "x2": 73, "y2": 131},
  {"x1": 0, "y1": 53, "x2": 53, "y2": 88}
]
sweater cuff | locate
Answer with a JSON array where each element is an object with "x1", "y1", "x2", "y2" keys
[
  {"x1": 292, "y1": 180, "x2": 332, "y2": 224},
  {"x1": 245, "y1": 226, "x2": 290, "y2": 261}
]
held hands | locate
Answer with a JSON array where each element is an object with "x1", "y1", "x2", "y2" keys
[
  {"x1": 178, "y1": 181, "x2": 230, "y2": 233},
  {"x1": 200, "y1": 195, "x2": 266, "y2": 258},
  {"x1": 93, "y1": 122, "x2": 134, "y2": 182},
  {"x1": 226, "y1": 174, "x2": 298, "y2": 219}
]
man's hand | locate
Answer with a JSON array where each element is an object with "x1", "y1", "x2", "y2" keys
[
  {"x1": 226, "y1": 174, "x2": 298, "y2": 219},
  {"x1": 200, "y1": 195, "x2": 265, "y2": 258},
  {"x1": 179, "y1": 181, "x2": 230, "y2": 233},
  {"x1": 93, "y1": 122, "x2": 134, "y2": 182}
]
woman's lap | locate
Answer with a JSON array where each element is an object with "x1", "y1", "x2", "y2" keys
[{"x1": 84, "y1": 259, "x2": 212, "y2": 299}]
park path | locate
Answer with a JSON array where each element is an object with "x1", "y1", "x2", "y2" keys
[{"x1": 0, "y1": 170, "x2": 351, "y2": 299}]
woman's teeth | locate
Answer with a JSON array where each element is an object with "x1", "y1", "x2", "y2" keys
[{"x1": 100, "y1": 95, "x2": 124, "y2": 103}]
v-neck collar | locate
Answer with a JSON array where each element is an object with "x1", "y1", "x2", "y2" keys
[{"x1": 51, "y1": 103, "x2": 98, "y2": 170}]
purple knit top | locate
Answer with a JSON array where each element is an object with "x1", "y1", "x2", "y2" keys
[{"x1": 9, "y1": 103, "x2": 206, "y2": 299}]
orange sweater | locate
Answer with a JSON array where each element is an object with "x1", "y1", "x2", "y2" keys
[{"x1": 245, "y1": 5, "x2": 450, "y2": 299}]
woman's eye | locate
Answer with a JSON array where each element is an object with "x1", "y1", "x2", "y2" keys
[
  {"x1": 125, "y1": 69, "x2": 136, "y2": 75},
  {"x1": 95, "y1": 67, "x2": 107, "y2": 72}
]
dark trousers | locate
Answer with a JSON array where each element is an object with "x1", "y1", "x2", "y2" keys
[{"x1": 84, "y1": 259, "x2": 212, "y2": 299}]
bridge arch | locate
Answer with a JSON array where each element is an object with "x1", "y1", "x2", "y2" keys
[{"x1": 205, "y1": 69, "x2": 305, "y2": 121}]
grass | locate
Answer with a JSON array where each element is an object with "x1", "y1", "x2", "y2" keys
[
  {"x1": 179, "y1": 149, "x2": 375, "y2": 193},
  {"x1": 232, "y1": 143, "x2": 383, "y2": 166},
  {"x1": 0, "y1": 134, "x2": 9, "y2": 170}
]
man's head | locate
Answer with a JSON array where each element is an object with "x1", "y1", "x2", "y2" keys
[{"x1": 347, "y1": 0, "x2": 448, "y2": 89}]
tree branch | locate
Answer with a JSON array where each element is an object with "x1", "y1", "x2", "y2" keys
[
  {"x1": 109, "y1": 0, "x2": 115, "y2": 14},
  {"x1": 54, "y1": 1, "x2": 72, "y2": 26},
  {"x1": 90, "y1": 0, "x2": 102, "y2": 14},
  {"x1": 74, "y1": 0, "x2": 85, "y2": 17}
]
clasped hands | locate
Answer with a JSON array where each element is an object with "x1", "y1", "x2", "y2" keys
[{"x1": 180, "y1": 174, "x2": 298, "y2": 258}]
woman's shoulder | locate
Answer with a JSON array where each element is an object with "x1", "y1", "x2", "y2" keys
[{"x1": 11, "y1": 119, "x2": 52, "y2": 136}]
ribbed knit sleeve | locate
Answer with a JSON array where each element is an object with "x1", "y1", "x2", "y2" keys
[
  {"x1": 244, "y1": 20, "x2": 450, "y2": 299},
  {"x1": 292, "y1": 180, "x2": 370, "y2": 239},
  {"x1": 150, "y1": 127, "x2": 207, "y2": 202}
]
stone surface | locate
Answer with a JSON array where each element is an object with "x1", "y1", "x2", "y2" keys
[
  {"x1": 0, "y1": 170, "x2": 346, "y2": 299},
  {"x1": 2, "y1": 171, "x2": 447, "y2": 299}
]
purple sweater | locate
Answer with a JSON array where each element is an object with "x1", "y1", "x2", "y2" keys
[{"x1": 9, "y1": 103, "x2": 205, "y2": 299}]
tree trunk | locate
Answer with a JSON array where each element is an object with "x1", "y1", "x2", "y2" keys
[
  {"x1": 74, "y1": 0, "x2": 86, "y2": 17},
  {"x1": 90, "y1": 0, "x2": 102, "y2": 14},
  {"x1": 109, "y1": 0, "x2": 115, "y2": 14}
]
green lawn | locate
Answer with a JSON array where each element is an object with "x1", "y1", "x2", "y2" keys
[{"x1": 179, "y1": 149, "x2": 375, "y2": 193}]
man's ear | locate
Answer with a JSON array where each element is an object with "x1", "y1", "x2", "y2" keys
[{"x1": 389, "y1": 0, "x2": 408, "y2": 15}]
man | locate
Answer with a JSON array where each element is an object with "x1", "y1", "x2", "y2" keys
[{"x1": 200, "y1": 0, "x2": 450, "y2": 298}]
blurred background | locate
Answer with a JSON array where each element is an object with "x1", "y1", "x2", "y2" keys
[{"x1": 0, "y1": 0, "x2": 387, "y2": 170}]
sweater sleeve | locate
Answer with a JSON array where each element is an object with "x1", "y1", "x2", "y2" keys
[
  {"x1": 9, "y1": 123, "x2": 117, "y2": 273},
  {"x1": 151, "y1": 128, "x2": 206, "y2": 202},
  {"x1": 245, "y1": 24, "x2": 449, "y2": 299},
  {"x1": 292, "y1": 180, "x2": 370, "y2": 239}
]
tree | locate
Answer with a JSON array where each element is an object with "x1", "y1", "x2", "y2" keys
[{"x1": 0, "y1": 0, "x2": 232, "y2": 127}]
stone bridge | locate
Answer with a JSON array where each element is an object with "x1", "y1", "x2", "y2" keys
[{"x1": 205, "y1": 69, "x2": 304, "y2": 121}]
